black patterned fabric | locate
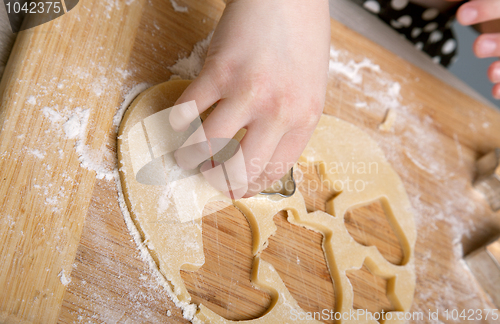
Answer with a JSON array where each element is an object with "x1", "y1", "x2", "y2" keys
[{"x1": 358, "y1": 0, "x2": 461, "y2": 67}]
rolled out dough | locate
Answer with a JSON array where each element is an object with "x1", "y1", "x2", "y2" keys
[{"x1": 117, "y1": 80, "x2": 416, "y2": 324}]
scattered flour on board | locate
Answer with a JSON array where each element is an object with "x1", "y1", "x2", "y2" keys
[
  {"x1": 91, "y1": 75, "x2": 109, "y2": 97},
  {"x1": 113, "y1": 82, "x2": 150, "y2": 132},
  {"x1": 29, "y1": 149, "x2": 46, "y2": 159},
  {"x1": 26, "y1": 23, "x2": 207, "y2": 212},
  {"x1": 58, "y1": 269, "x2": 72, "y2": 286},
  {"x1": 62, "y1": 107, "x2": 116, "y2": 181},
  {"x1": 329, "y1": 55, "x2": 381, "y2": 84},
  {"x1": 63, "y1": 107, "x2": 89, "y2": 140},
  {"x1": 26, "y1": 95, "x2": 36, "y2": 105},
  {"x1": 45, "y1": 82, "x2": 190, "y2": 321},
  {"x1": 42, "y1": 106, "x2": 65, "y2": 123},
  {"x1": 170, "y1": 0, "x2": 188, "y2": 12},
  {"x1": 168, "y1": 32, "x2": 213, "y2": 80},
  {"x1": 329, "y1": 44, "x2": 493, "y2": 322},
  {"x1": 329, "y1": 45, "x2": 401, "y2": 111},
  {"x1": 13, "y1": 11, "x2": 188, "y2": 319},
  {"x1": 182, "y1": 304, "x2": 198, "y2": 321},
  {"x1": 77, "y1": 82, "x2": 152, "y2": 181},
  {"x1": 38, "y1": 82, "x2": 148, "y2": 183},
  {"x1": 103, "y1": 0, "x2": 123, "y2": 19},
  {"x1": 34, "y1": 56, "x2": 134, "y2": 185}
]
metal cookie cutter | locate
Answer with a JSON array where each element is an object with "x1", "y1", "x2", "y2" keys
[{"x1": 260, "y1": 167, "x2": 296, "y2": 198}]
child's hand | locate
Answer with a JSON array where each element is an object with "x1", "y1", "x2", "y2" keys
[
  {"x1": 453, "y1": 0, "x2": 500, "y2": 98},
  {"x1": 170, "y1": 0, "x2": 330, "y2": 198}
]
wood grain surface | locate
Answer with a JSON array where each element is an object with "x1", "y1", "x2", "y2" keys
[
  {"x1": 0, "y1": 0, "x2": 499, "y2": 323},
  {"x1": 0, "y1": 0, "x2": 146, "y2": 322}
]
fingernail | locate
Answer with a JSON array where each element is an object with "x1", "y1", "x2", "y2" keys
[
  {"x1": 460, "y1": 7, "x2": 478, "y2": 25},
  {"x1": 494, "y1": 87, "x2": 500, "y2": 99},
  {"x1": 169, "y1": 100, "x2": 198, "y2": 132},
  {"x1": 479, "y1": 39, "x2": 497, "y2": 56},
  {"x1": 494, "y1": 68, "x2": 500, "y2": 82}
]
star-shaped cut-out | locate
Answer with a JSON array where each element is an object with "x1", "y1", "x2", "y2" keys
[{"x1": 346, "y1": 263, "x2": 398, "y2": 315}]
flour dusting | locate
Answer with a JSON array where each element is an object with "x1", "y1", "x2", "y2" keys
[
  {"x1": 329, "y1": 45, "x2": 401, "y2": 111},
  {"x1": 170, "y1": 0, "x2": 188, "y2": 12},
  {"x1": 328, "y1": 43, "x2": 495, "y2": 322},
  {"x1": 42, "y1": 106, "x2": 65, "y2": 123},
  {"x1": 182, "y1": 304, "x2": 198, "y2": 321},
  {"x1": 329, "y1": 57, "x2": 381, "y2": 84},
  {"x1": 113, "y1": 82, "x2": 151, "y2": 132},
  {"x1": 29, "y1": 149, "x2": 46, "y2": 159},
  {"x1": 58, "y1": 269, "x2": 72, "y2": 286},
  {"x1": 62, "y1": 107, "x2": 116, "y2": 181},
  {"x1": 63, "y1": 108, "x2": 89, "y2": 139},
  {"x1": 157, "y1": 184, "x2": 173, "y2": 214},
  {"x1": 168, "y1": 32, "x2": 213, "y2": 80},
  {"x1": 41, "y1": 104, "x2": 116, "y2": 181},
  {"x1": 26, "y1": 95, "x2": 37, "y2": 105}
]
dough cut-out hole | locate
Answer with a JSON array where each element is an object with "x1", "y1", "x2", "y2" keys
[
  {"x1": 295, "y1": 162, "x2": 339, "y2": 213},
  {"x1": 346, "y1": 264, "x2": 395, "y2": 316},
  {"x1": 118, "y1": 81, "x2": 416, "y2": 323},
  {"x1": 344, "y1": 200, "x2": 404, "y2": 265},
  {"x1": 180, "y1": 202, "x2": 272, "y2": 321},
  {"x1": 260, "y1": 211, "x2": 336, "y2": 324}
]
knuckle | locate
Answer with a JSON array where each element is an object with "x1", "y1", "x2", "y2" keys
[
  {"x1": 251, "y1": 80, "x2": 324, "y2": 130},
  {"x1": 256, "y1": 89, "x2": 294, "y2": 125},
  {"x1": 266, "y1": 100, "x2": 292, "y2": 125}
]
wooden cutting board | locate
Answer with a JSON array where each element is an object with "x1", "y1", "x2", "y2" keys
[{"x1": 1, "y1": 0, "x2": 500, "y2": 323}]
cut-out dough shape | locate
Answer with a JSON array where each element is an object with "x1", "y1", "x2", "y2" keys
[{"x1": 117, "y1": 80, "x2": 416, "y2": 324}]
